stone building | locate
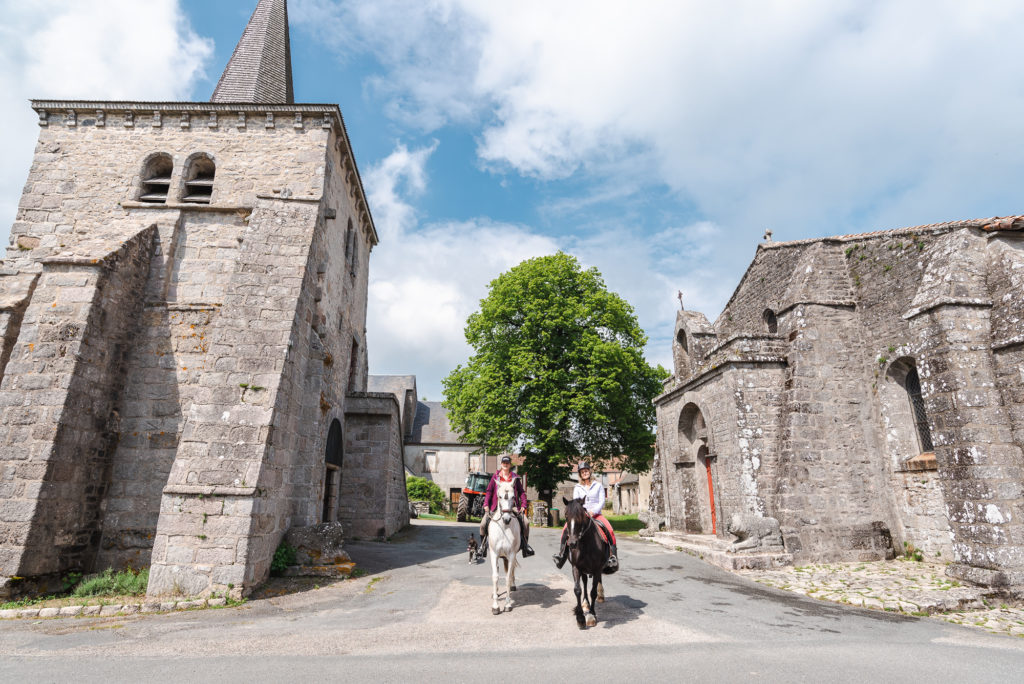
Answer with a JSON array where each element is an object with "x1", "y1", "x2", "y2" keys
[
  {"x1": 651, "y1": 216, "x2": 1024, "y2": 589},
  {"x1": 367, "y1": 374, "x2": 493, "y2": 507},
  {"x1": 0, "y1": 0, "x2": 408, "y2": 599}
]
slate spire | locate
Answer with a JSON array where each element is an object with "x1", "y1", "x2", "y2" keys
[{"x1": 211, "y1": 0, "x2": 294, "y2": 104}]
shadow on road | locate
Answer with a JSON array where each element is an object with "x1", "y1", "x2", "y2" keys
[
  {"x1": 598, "y1": 594, "x2": 647, "y2": 629},
  {"x1": 509, "y1": 582, "x2": 566, "y2": 610},
  {"x1": 347, "y1": 520, "x2": 474, "y2": 573}
]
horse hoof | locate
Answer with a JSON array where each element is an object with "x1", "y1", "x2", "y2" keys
[
  {"x1": 597, "y1": 596, "x2": 605, "y2": 603},
  {"x1": 492, "y1": 607, "x2": 501, "y2": 615},
  {"x1": 586, "y1": 614, "x2": 597, "y2": 627},
  {"x1": 577, "y1": 621, "x2": 587, "y2": 630},
  {"x1": 510, "y1": 585, "x2": 517, "y2": 592}
]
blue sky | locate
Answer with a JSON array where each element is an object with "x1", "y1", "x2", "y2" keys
[{"x1": 3, "y1": 1, "x2": 1024, "y2": 400}]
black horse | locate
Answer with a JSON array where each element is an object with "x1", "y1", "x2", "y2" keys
[{"x1": 562, "y1": 496, "x2": 610, "y2": 629}]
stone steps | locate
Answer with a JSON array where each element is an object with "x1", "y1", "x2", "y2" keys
[{"x1": 650, "y1": 531, "x2": 793, "y2": 571}]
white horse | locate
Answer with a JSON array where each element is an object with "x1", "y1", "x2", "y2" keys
[{"x1": 487, "y1": 483, "x2": 521, "y2": 615}]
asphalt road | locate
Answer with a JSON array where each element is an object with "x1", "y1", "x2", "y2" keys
[{"x1": 2, "y1": 519, "x2": 1023, "y2": 683}]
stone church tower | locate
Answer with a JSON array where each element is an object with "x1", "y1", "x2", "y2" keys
[{"x1": 0, "y1": 0, "x2": 408, "y2": 599}]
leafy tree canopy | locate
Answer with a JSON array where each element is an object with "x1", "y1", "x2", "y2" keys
[{"x1": 443, "y1": 253, "x2": 667, "y2": 503}]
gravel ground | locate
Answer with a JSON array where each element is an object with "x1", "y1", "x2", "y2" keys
[{"x1": 743, "y1": 559, "x2": 1024, "y2": 638}]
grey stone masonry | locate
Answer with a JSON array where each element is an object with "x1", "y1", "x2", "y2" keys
[
  {"x1": 341, "y1": 392, "x2": 410, "y2": 540},
  {"x1": 652, "y1": 216, "x2": 1024, "y2": 591},
  {"x1": 0, "y1": 91, "x2": 407, "y2": 599}
]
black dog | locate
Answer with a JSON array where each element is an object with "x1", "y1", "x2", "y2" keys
[{"x1": 467, "y1": 534, "x2": 479, "y2": 563}]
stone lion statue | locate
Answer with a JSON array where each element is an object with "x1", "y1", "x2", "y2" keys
[{"x1": 726, "y1": 514, "x2": 784, "y2": 553}]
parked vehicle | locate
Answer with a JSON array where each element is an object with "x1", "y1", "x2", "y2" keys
[{"x1": 456, "y1": 471, "x2": 491, "y2": 521}]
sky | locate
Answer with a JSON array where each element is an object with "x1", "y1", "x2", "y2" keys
[{"x1": 2, "y1": 0, "x2": 1024, "y2": 400}]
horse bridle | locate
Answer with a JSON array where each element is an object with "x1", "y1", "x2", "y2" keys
[{"x1": 568, "y1": 511, "x2": 593, "y2": 548}]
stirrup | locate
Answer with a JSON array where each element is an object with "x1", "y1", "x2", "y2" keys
[
  {"x1": 553, "y1": 551, "x2": 567, "y2": 569},
  {"x1": 479, "y1": 541, "x2": 487, "y2": 558},
  {"x1": 604, "y1": 554, "x2": 618, "y2": 573},
  {"x1": 522, "y1": 545, "x2": 535, "y2": 557}
]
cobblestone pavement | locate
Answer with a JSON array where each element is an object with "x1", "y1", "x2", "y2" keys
[{"x1": 739, "y1": 559, "x2": 1024, "y2": 639}]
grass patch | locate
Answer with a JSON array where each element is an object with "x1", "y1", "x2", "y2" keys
[
  {"x1": 72, "y1": 568, "x2": 149, "y2": 597},
  {"x1": 604, "y1": 514, "x2": 643, "y2": 536},
  {"x1": 1, "y1": 568, "x2": 149, "y2": 610}
]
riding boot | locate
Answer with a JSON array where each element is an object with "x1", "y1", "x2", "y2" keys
[
  {"x1": 604, "y1": 542, "x2": 619, "y2": 572},
  {"x1": 518, "y1": 513, "x2": 535, "y2": 557},
  {"x1": 552, "y1": 530, "x2": 569, "y2": 568},
  {"x1": 478, "y1": 516, "x2": 489, "y2": 558}
]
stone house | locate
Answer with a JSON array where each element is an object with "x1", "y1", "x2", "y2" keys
[
  {"x1": 0, "y1": 0, "x2": 408, "y2": 599},
  {"x1": 651, "y1": 216, "x2": 1024, "y2": 590}
]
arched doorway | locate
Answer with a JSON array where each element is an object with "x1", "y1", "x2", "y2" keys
[
  {"x1": 323, "y1": 419, "x2": 343, "y2": 522},
  {"x1": 678, "y1": 403, "x2": 716, "y2": 534}
]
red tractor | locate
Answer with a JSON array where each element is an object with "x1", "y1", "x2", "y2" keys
[{"x1": 456, "y1": 471, "x2": 491, "y2": 522}]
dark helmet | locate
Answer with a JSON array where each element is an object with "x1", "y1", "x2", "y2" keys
[
  {"x1": 500, "y1": 455, "x2": 512, "y2": 464},
  {"x1": 578, "y1": 461, "x2": 591, "y2": 472}
]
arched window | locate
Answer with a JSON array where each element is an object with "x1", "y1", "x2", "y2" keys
[
  {"x1": 182, "y1": 155, "x2": 215, "y2": 204},
  {"x1": 323, "y1": 419, "x2": 343, "y2": 522},
  {"x1": 904, "y1": 364, "x2": 934, "y2": 453},
  {"x1": 676, "y1": 329, "x2": 688, "y2": 353},
  {"x1": 138, "y1": 153, "x2": 173, "y2": 203},
  {"x1": 763, "y1": 309, "x2": 778, "y2": 334}
]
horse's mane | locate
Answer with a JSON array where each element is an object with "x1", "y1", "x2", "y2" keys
[{"x1": 562, "y1": 497, "x2": 587, "y2": 524}]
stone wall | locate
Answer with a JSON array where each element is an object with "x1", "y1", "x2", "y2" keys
[
  {"x1": 341, "y1": 393, "x2": 409, "y2": 540},
  {"x1": 0, "y1": 227, "x2": 155, "y2": 585},
  {"x1": 654, "y1": 219, "x2": 1024, "y2": 584},
  {"x1": 1, "y1": 101, "x2": 387, "y2": 598}
]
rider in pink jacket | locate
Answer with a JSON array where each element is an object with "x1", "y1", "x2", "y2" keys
[{"x1": 478, "y1": 455, "x2": 535, "y2": 558}]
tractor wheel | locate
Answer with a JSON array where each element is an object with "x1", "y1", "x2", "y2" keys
[{"x1": 457, "y1": 495, "x2": 469, "y2": 522}]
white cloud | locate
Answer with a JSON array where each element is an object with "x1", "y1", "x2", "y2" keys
[
  {"x1": 295, "y1": 0, "x2": 1024, "y2": 237},
  {"x1": 0, "y1": 0, "x2": 213, "y2": 241},
  {"x1": 364, "y1": 142, "x2": 728, "y2": 397},
  {"x1": 365, "y1": 143, "x2": 561, "y2": 398}
]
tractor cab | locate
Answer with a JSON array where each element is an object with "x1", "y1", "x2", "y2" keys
[{"x1": 456, "y1": 471, "x2": 492, "y2": 521}]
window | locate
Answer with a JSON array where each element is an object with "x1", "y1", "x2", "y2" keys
[
  {"x1": 904, "y1": 365, "x2": 934, "y2": 453},
  {"x1": 345, "y1": 218, "x2": 358, "y2": 278},
  {"x1": 763, "y1": 309, "x2": 778, "y2": 334},
  {"x1": 139, "y1": 154, "x2": 173, "y2": 203},
  {"x1": 347, "y1": 337, "x2": 360, "y2": 393},
  {"x1": 182, "y1": 155, "x2": 215, "y2": 204},
  {"x1": 676, "y1": 329, "x2": 688, "y2": 353},
  {"x1": 425, "y1": 450, "x2": 438, "y2": 473}
]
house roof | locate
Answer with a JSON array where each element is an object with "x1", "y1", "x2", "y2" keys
[
  {"x1": 408, "y1": 401, "x2": 473, "y2": 445},
  {"x1": 211, "y1": 0, "x2": 294, "y2": 104},
  {"x1": 367, "y1": 375, "x2": 416, "y2": 399}
]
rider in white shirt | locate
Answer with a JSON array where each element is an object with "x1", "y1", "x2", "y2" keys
[
  {"x1": 552, "y1": 462, "x2": 618, "y2": 572},
  {"x1": 574, "y1": 478, "x2": 605, "y2": 515}
]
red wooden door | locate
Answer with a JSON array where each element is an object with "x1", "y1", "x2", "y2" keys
[{"x1": 705, "y1": 456, "x2": 717, "y2": 535}]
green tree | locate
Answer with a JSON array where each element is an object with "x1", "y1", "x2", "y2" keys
[
  {"x1": 406, "y1": 475, "x2": 446, "y2": 513},
  {"x1": 443, "y1": 253, "x2": 667, "y2": 506}
]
